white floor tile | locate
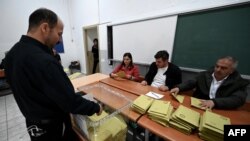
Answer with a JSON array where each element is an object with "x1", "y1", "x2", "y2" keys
[
  {"x1": 0, "y1": 121, "x2": 7, "y2": 132},
  {"x1": 0, "y1": 130, "x2": 7, "y2": 141}
]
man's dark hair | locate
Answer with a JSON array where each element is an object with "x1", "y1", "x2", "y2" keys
[
  {"x1": 154, "y1": 50, "x2": 169, "y2": 61},
  {"x1": 28, "y1": 8, "x2": 58, "y2": 32}
]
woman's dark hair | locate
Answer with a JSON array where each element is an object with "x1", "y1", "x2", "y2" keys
[
  {"x1": 120, "y1": 52, "x2": 134, "y2": 70},
  {"x1": 28, "y1": 8, "x2": 58, "y2": 32}
]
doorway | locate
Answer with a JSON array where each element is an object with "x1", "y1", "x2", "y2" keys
[{"x1": 83, "y1": 25, "x2": 100, "y2": 75}]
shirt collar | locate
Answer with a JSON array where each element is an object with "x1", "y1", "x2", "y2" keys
[{"x1": 212, "y1": 73, "x2": 228, "y2": 83}]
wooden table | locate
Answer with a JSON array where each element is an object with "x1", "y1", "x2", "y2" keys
[
  {"x1": 137, "y1": 91, "x2": 250, "y2": 141},
  {"x1": 72, "y1": 74, "x2": 250, "y2": 141},
  {"x1": 100, "y1": 77, "x2": 161, "y2": 96},
  {"x1": 71, "y1": 73, "x2": 109, "y2": 91}
]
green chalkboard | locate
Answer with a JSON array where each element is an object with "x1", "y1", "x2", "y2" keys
[{"x1": 172, "y1": 3, "x2": 250, "y2": 75}]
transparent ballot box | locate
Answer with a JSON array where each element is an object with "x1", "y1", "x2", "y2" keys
[{"x1": 73, "y1": 83, "x2": 132, "y2": 141}]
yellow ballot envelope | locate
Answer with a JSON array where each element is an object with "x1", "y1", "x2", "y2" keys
[
  {"x1": 171, "y1": 93, "x2": 184, "y2": 103},
  {"x1": 116, "y1": 71, "x2": 126, "y2": 78}
]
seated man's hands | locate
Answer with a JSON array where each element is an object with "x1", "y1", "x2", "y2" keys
[
  {"x1": 200, "y1": 100, "x2": 215, "y2": 109},
  {"x1": 159, "y1": 85, "x2": 169, "y2": 91}
]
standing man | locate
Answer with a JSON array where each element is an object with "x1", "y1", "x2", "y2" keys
[
  {"x1": 92, "y1": 38, "x2": 99, "y2": 74},
  {"x1": 170, "y1": 56, "x2": 249, "y2": 109},
  {"x1": 5, "y1": 8, "x2": 102, "y2": 141},
  {"x1": 141, "y1": 50, "x2": 182, "y2": 91}
]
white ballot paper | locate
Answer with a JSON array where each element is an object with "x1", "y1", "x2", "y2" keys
[{"x1": 145, "y1": 91, "x2": 164, "y2": 99}]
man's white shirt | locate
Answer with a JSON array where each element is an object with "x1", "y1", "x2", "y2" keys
[
  {"x1": 151, "y1": 66, "x2": 168, "y2": 88},
  {"x1": 209, "y1": 73, "x2": 227, "y2": 99}
]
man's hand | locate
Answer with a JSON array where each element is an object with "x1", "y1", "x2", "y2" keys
[
  {"x1": 96, "y1": 104, "x2": 103, "y2": 116},
  {"x1": 200, "y1": 100, "x2": 215, "y2": 109},
  {"x1": 170, "y1": 87, "x2": 180, "y2": 95},
  {"x1": 141, "y1": 80, "x2": 147, "y2": 86},
  {"x1": 159, "y1": 85, "x2": 169, "y2": 91}
]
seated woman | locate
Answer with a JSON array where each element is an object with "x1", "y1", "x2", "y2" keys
[{"x1": 110, "y1": 52, "x2": 140, "y2": 81}]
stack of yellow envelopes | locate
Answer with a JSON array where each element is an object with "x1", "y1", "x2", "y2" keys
[
  {"x1": 147, "y1": 100, "x2": 173, "y2": 126},
  {"x1": 131, "y1": 95, "x2": 154, "y2": 114},
  {"x1": 88, "y1": 111, "x2": 127, "y2": 141},
  {"x1": 169, "y1": 105, "x2": 201, "y2": 134},
  {"x1": 199, "y1": 110, "x2": 231, "y2": 141}
]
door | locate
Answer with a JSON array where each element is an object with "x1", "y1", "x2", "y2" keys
[{"x1": 83, "y1": 26, "x2": 100, "y2": 75}]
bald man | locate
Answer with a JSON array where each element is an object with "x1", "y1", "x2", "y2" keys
[
  {"x1": 171, "y1": 56, "x2": 249, "y2": 109},
  {"x1": 5, "y1": 8, "x2": 102, "y2": 141}
]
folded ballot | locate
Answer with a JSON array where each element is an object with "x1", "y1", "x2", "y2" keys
[
  {"x1": 131, "y1": 95, "x2": 154, "y2": 114},
  {"x1": 198, "y1": 110, "x2": 231, "y2": 141},
  {"x1": 171, "y1": 93, "x2": 184, "y2": 103}
]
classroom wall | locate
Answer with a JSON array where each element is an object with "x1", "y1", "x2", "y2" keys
[
  {"x1": 69, "y1": 0, "x2": 249, "y2": 74},
  {"x1": 68, "y1": 0, "x2": 99, "y2": 73},
  {"x1": 1, "y1": 0, "x2": 249, "y2": 75},
  {"x1": 0, "y1": 0, "x2": 77, "y2": 68}
]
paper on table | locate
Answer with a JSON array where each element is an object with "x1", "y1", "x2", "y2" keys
[{"x1": 145, "y1": 91, "x2": 164, "y2": 99}]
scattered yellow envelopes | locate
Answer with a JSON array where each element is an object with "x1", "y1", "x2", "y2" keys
[
  {"x1": 199, "y1": 110, "x2": 231, "y2": 141},
  {"x1": 131, "y1": 95, "x2": 154, "y2": 114},
  {"x1": 191, "y1": 97, "x2": 206, "y2": 110},
  {"x1": 171, "y1": 93, "x2": 184, "y2": 103},
  {"x1": 169, "y1": 105, "x2": 200, "y2": 134}
]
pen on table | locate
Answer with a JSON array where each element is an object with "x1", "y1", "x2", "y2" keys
[{"x1": 151, "y1": 92, "x2": 159, "y2": 98}]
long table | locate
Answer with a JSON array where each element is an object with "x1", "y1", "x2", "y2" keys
[
  {"x1": 100, "y1": 77, "x2": 250, "y2": 141},
  {"x1": 73, "y1": 75, "x2": 250, "y2": 141}
]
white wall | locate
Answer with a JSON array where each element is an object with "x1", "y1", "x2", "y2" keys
[
  {"x1": 0, "y1": 0, "x2": 77, "y2": 68},
  {"x1": 68, "y1": 0, "x2": 99, "y2": 73},
  {"x1": 99, "y1": 0, "x2": 249, "y2": 24},
  {"x1": 1, "y1": 0, "x2": 249, "y2": 73},
  {"x1": 69, "y1": 0, "x2": 249, "y2": 74}
]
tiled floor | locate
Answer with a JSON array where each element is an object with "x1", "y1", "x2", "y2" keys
[{"x1": 0, "y1": 94, "x2": 30, "y2": 141}]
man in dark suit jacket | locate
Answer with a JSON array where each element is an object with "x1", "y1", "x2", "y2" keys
[
  {"x1": 171, "y1": 56, "x2": 249, "y2": 109},
  {"x1": 141, "y1": 50, "x2": 182, "y2": 91}
]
